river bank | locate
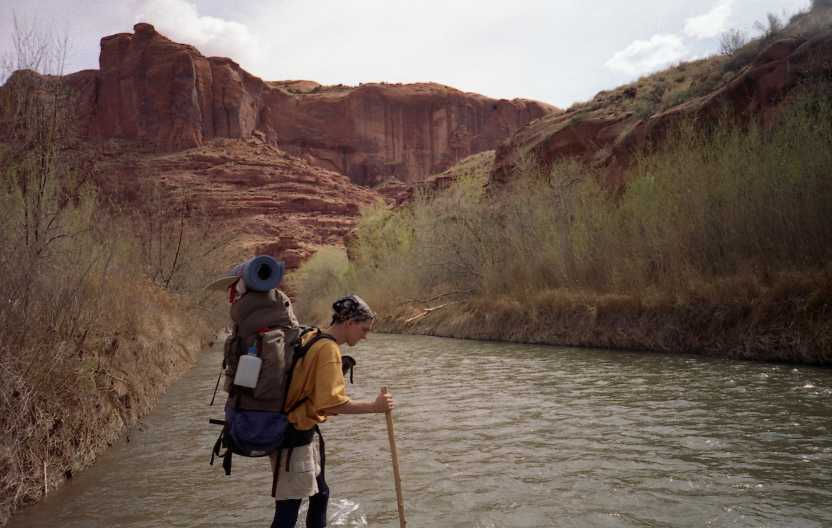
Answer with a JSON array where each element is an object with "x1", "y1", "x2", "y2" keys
[
  {"x1": 375, "y1": 270, "x2": 832, "y2": 366},
  {"x1": 0, "y1": 287, "x2": 216, "y2": 527}
]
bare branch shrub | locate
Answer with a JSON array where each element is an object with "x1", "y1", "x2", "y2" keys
[
  {"x1": 1, "y1": 13, "x2": 69, "y2": 82},
  {"x1": 0, "y1": 17, "x2": 228, "y2": 525},
  {"x1": 720, "y1": 28, "x2": 748, "y2": 56},
  {"x1": 104, "y1": 177, "x2": 237, "y2": 297},
  {"x1": 754, "y1": 12, "x2": 785, "y2": 41}
]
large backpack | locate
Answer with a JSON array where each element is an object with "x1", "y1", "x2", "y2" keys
[
  {"x1": 209, "y1": 289, "x2": 315, "y2": 473},
  {"x1": 223, "y1": 288, "x2": 299, "y2": 413}
]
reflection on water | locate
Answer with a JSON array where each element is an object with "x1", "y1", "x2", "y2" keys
[{"x1": 10, "y1": 334, "x2": 832, "y2": 527}]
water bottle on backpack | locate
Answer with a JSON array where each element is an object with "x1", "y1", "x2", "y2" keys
[{"x1": 233, "y1": 343, "x2": 261, "y2": 389}]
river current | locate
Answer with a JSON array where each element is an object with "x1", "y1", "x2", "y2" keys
[{"x1": 10, "y1": 334, "x2": 832, "y2": 527}]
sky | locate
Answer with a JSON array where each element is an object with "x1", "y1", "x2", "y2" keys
[{"x1": 0, "y1": 0, "x2": 813, "y2": 108}]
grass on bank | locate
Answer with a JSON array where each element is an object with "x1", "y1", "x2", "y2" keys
[
  {"x1": 0, "y1": 166, "x2": 232, "y2": 524},
  {"x1": 0, "y1": 74, "x2": 233, "y2": 523},
  {"x1": 290, "y1": 89, "x2": 832, "y2": 361}
]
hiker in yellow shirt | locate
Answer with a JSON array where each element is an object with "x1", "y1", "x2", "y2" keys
[{"x1": 271, "y1": 294, "x2": 394, "y2": 528}]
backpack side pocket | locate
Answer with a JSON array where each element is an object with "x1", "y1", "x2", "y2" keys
[{"x1": 253, "y1": 329, "x2": 287, "y2": 404}]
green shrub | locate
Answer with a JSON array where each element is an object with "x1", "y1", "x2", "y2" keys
[
  {"x1": 633, "y1": 98, "x2": 658, "y2": 119},
  {"x1": 294, "y1": 89, "x2": 832, "y2": 309},
  {"x1": 721, "y1": 43, "x2": 759, "y2": 74},
  {"x1": 665, "y1": 87, "x2": 695, "y2": 109},
  {"x1": 290, "y1": 246, "x2": 353, "y2": 324}
]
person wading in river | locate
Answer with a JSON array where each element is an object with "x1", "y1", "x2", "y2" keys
[{"x1": 271, "y1": 294, "x2": 394, "y2": 528}]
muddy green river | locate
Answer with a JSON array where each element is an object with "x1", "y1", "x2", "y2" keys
[{"x1": 10, "y1": 334, "x2": 832, "y2": 527}]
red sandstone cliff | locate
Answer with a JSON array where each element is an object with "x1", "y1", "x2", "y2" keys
[
  {"x1": 267, "y1": 81, "x2": 554, "y2": 185},
  {"x1": 83, "y1": 23, "x2": 555, "y2": 185},
  {"x1": 1, "y1": 23, "x2": 557, "y2": 266}
]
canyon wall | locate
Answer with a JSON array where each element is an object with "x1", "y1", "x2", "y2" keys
[{"x1": 82, "y1": 23, "x2": 555, "y2": 185}]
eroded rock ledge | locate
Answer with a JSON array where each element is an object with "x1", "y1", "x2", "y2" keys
[{"x1": 74, "y1": 23, "x2": 556, "y2": 186}]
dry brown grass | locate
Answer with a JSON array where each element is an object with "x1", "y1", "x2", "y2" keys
[
  {"x1": 568, "y1": 57, "x2": 727, "y2": 120},
  {"x1": 0, "y1": 202, "x2": 233, "y2": 526},
  {"x1": 0, "y1": 279, "x2": 211, "y2": 522},
  {"x1": 0, "y1": 187, "x2": 227, "y2": 525},
  {"x1": 376, "y1": 267, "x2": 831, "y2": 364},
  {"x1": 1, "y1": 38, "x2": 229, "y2": 522},
  {"x1": 434, "y1": 150, "x2": 495, "y2": 181}
]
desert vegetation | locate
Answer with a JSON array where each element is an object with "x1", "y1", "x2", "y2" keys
[
  {"x1": 291, "y1": 86, "x2": 832, "y2": 364},
  {"x1": 571, "y1": 5, "x2": 832, "y2": 121},
  {"x1": 0, "y1": 20, "x2": 230, "y2": 525},
  {"x1": 291, "y1": 6, "x2": 832, "y2": 364}
]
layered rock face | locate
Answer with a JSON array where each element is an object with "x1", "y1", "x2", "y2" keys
[
  {"x1": 88, "y1": 23, "x2": 555, "y2": 185},
  {"x1": 0, "y1": 23, "x2": 558, "y2": 266},
  {"x1": 91, "y1": 138, "x2": 383, "y2": 268},
  {"x1": 0, "y1": 71, "x2": 379, "y2": 267},
  {"x1": 267, "y1": 82, "x2": 554, "y2": 185},
  {"x1": 492, "y1": 29, "x2": 832, "y2": 186}
]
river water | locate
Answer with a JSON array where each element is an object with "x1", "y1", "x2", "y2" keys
[{"x1": 10, "y1": 334, "x2": 832, "y2": 527}]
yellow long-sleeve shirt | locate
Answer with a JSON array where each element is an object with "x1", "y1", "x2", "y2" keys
[{"x1": 285, "y1": 331, "x2": 350, "y2": 431}]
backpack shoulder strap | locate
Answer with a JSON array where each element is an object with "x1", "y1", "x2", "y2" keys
[
  {"x1": 283, "y1": 329, "x2": 339, "y2": 414},
  {"x1": 300, "y1": 331, "x2": 336, "y2": 355},
  {"x1": 294, "y1": 328, "x2": 336, "y2": 358}
]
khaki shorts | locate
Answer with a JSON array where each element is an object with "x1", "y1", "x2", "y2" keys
[{"x1": 269, "y1": 439, "x2": 321, "y2": 500}]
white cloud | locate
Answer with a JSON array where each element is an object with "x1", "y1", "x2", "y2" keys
[
  {"x1": 684, "y1": 0, "x2": 734, "y2": 39},
  {"x1": 604, "y1": 34, "x2": 689, "y2": 76},
  {"x1": 134, "y1": 0, "x2": 260, "y2": 69},
  {"x1": 604, "y1": 0, "x2": 740, "y2": 78},
  {"x1": 0, "y1": 0, "x2": 815, "y2": 108}
]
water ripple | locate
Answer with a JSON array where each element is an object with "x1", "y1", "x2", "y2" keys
[{"x1": 10, "y1": 333, "x2": 832, "y2": 527}]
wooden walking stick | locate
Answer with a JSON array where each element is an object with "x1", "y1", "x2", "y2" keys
[{"x1": 382, "y1": 386, "x2": 407, "y2": 528}]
